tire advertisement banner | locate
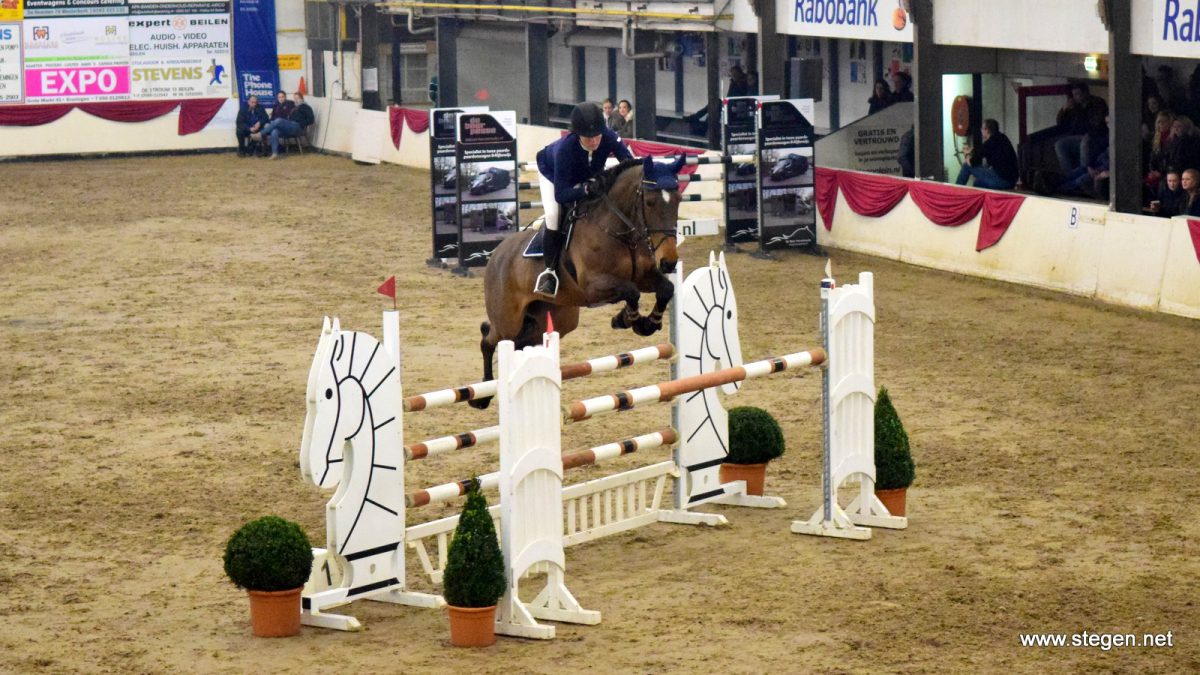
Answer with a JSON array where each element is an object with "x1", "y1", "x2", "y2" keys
[
  {"x1": 756, "y1": 98, "x2": 817, "y2": 251},
  {"x1": 427, "y1": 105, "x2": 487, "y2": 264},
  {"x1": 455, "y1": 110, "x2": 518, "y2": 270}
]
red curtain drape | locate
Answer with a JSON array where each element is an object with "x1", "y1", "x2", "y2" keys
[
  {"x1": 1188, "y1": 219, "x2": 1200, "y2": 264},
  {"x1": 389, "y1": 106, "x2": 431, "y2": 148},
  {"x1": 814, "y1": 168, "x2": 1027, "y2": 252},
  {"x1": 178, "y1": 98, "x2": 227, "y2": 135},
  {"x1": 0, "y1": 104, "x2": 74, "y2": 126},
  {"x1": 78, "y1": 100, "x2": 179, "y2": 123}
]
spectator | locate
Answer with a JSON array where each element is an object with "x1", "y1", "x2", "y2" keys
[
  {"x1": 1165, "y1": 115, "x2": 1200, "y2": 175},
  {"x1": 954, "y1": 118, "x2": 1018, "y2": 190},
  {"x1": 1143, "y1": 94, "x2": 1165, "y2": 140},
  {"x1": 1054, "y1": 83, "x2": 1109, "y2": 175},
  {"x1": 1183, "y1": 169, "x2": 1200, "y2": 216},
  {"x1": 868, "y1": 80, "x2": 893, "y2": 114},
  {"x1": 611, "y1": 99, "x2": 633, "y2": 138},
  {"x1": 602, "y1": 98, "x2": 616, "y2": 128},
  {"x1": 270, "y1": 90, "x2": 294, "y2": 122},
  {"x1": 898, "y1": 126, "x2": 915, "y2": 178},
  {"x1": 1059, "y1": 146, "x2": 1110, "y2": 198},
  {"x1": 746, "y1": 71, "x2": 759, "y2": 96},
  {"x1": 256, "y1": 92, "x2": 316, "y2": 159},
  {"x1": 891, "y1": 71, "x2": 914, "y2": 103},
  {"x1": 235, "y1": 95, "x2": 269, "y2": 158},
  {"x1": 686, "y1": 66, "x2": 748, "y2": 133},
  {"x1": 1144, "y1": 111, "x2": 1175, "y2": 190},
  {"x1": 1150, "y1": 170, "x2": 1186, "y2": 217}
]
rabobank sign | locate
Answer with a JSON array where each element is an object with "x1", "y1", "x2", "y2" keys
[
  {"x1": 1154, "y1": 0, "x2": 1200, "y2": 56},
  {"x1": 780, "y1": 0, "x2": 913, "y2": 42}
]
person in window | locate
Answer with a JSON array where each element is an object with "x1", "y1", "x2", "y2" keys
[
  {"x1": 1182, "y1": 169, "x2": 1200, "y2": 216},
  {"x1": 891, "y1": 71, "x2": 914, "y2": 103},
  {"x1": 611, "y1": 99, "x2": 634, "y2": 138},
  {"x1": 533, "y1": 102, "x2": 635, "y2": 296},
  {"x1": 1149, "y1": 170, "x2": 1185, "y2": 217},
  {"x1": 868, "y1": 80, "x2": 893, "y2": 114},
  {"x1": 1054, "y1": 83, "x2": 1109, "y2": 175},
  {"x1": 954, "y1": 119, "x2": 1018, "y2": 190}
]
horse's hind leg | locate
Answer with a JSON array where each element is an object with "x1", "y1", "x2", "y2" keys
[{"x1": 468, "y1": 321, "x2": 498, "y2": 409}]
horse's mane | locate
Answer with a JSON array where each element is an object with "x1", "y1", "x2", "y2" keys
[{"x1": 576, "y1": 159, "x2": 643, "y2": 215}]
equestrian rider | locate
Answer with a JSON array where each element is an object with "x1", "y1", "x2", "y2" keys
[{"x1": 534, "y1": 102, "x2": 635, "y2": 297}]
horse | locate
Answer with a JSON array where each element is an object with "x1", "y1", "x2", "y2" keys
[{"x1": 470, "y1": 154, "x2": 687, "y2": 410}]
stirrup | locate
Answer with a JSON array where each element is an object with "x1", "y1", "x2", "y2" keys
[{"x1": 534, "y1": 268, "x2": 559, "y2": 296}]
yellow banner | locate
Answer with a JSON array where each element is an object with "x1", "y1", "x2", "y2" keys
[
  {"x1": 0, "y1": 0, "x2": 23, "y2": 21},
  {"x1": 278, "y1": 54, "x2": 302, "y2": 71}
]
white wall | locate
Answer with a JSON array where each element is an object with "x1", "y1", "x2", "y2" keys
[
  {"x1": 837, "y1": 39, "x2": 874, "y2": 125},
  {"x1": 934, "y1": 0, "x2": 1108, "y2": 54},
  {"x1": 818, "y1": 171, "x2": 1200, "y2": 321},
  {"x1": 276, "y1": 0, "x2": 307, "y2": 96},
  {"x1": 457, "y1": 25, "x2": 529, "y2": 119}
]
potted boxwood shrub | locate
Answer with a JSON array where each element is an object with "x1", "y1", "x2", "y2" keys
[
  {"x1": 874, "y1": 386, "x2": 916, "y2": 516},
  {"x1": 223, "y1": 515, "x2": 314, "y2": 638},
  {"x1": 442, "y1": 479, "x2": 507, "y2": 647},
  {"x1": 720, "y1": 406, "x2": 786, "y2": 496}
]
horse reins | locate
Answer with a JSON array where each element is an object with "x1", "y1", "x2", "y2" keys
[{"x1": 596, "y1": 182, "x2": 678, "y2": 275}]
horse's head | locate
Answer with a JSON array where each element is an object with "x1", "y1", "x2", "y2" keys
[
  {"x1": 707, "y1": 251, "x2": 745, "y2": 394},
  {"x1": 639, "y1": 155, "x2": 687, "y2": 274},
  {"x1": 301, "y1": 319, "x2": 367, "y2": 489}
]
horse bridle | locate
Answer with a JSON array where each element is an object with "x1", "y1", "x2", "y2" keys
[{"x1": 596, "y1": 182, "x2": 678, "y2": 261}]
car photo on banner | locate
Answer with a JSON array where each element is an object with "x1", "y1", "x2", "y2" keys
[
  {"x1": 762, "y1": 148, "x2": 813, "y2": 188},
  {"x1": 457, "y1": 160, "x2": 516, "y2": 203}
]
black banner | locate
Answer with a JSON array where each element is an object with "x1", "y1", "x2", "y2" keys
[
  {"x1": 756, "y1": 99, "x2": 816, "y2": 251},
  {"x1": 455, "y1": 110, "x2": 519, "y2": 269},
  {"x1": 427, "y1": 106, "x2": 485, "y2": 265},
  {"x1": 723, "y1": 96, "x2": 762, "y2": 246}
]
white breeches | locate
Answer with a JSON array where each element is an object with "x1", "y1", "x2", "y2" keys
[{"x1": 538, "y1": 170, "x2": 561, "y2": 231}]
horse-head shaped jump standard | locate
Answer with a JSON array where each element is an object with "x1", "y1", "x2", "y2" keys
[
  {"x1": 675, "y1": 251, "x2": 747, "y2": 504},
  {"x1": 472, "y1": 154, "x2": 688, "y2": 409}
]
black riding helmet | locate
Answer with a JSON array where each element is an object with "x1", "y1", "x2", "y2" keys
[{"x1": 570, "y1": 102, "x2": 606, "y2": 137}]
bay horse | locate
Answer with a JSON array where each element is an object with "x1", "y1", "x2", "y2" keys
[{"x1": 470, "y1": 154, "x2": 686, "y2": 409}]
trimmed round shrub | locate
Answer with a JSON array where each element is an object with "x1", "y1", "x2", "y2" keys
[
  {"x1": 875, "y1": 387, "x2": 916, "y2": 490},
  {"x1": 223, "y1": 515, "x2": 314, "y2": 592},
  {"x1": 726, "y1": 406, "x2": 786, "y2": 465},
  {"x1": 442, "y1": 480, "x2": 507, "y2": 608}
]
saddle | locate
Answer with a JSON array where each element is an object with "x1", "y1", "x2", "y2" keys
[{"x1": 521, "y1": 204, "x2": 579, "y2": 258}]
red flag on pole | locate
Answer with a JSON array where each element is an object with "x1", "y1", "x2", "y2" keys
[
  {"x1": 377, "y1": 276, "x2": 396, "y2": 299},
  {"x1": 546, "y1": 311, "x2": 554, "y2": 335}
]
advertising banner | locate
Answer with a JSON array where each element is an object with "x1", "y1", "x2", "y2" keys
[
  {"x1": 0, "y1": 23, "x2": 21, "y2": 102},
  {"x1": 427, "y1": 105, "x2": 487, "y2": 265},
  {"x1": 0, "y1": 0, "x2": 23, "y2": 22},
  {"x1": 455, "y1": 110, "x2": 518, "y2": 270},
  {"x1": 23, "y1": 16, "x2": 129, "y2": 102},
  {"x1": 756, "y1": 99, "x2": 817, "y2": 251},
  {"x1": 232, "y1": 0, "x2": 275, "y2": 105},
  {"x1": 128, "y1": 12, "x2": 230, "y2": 98},
  {"x1": 778, "y1": 0, "x2": 913, "y2": 43},
  {"x1": 1150, "y1": 0, "x2": 1200, "y2": 58},
  {"x1": 722, "y1": 95, "x2": 778, "y2": 246}
]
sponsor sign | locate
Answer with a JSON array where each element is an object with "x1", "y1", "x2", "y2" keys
[
  {"x1": 128, "y1": 13, "x2": 229, "y2": 98},
  {"x1": 0, "y1": 0, "x2": 23, "y2": 22},
  {"x1": 0, "y1": 23, "x2": 21, "y2": 102},
  {"x1": 428, "y1": 106, "x2": 488, "y2": 262},
  {"x1": 455, "y1": 110, "x2": 519, "y2": 269},
  {"x1": 778, "y1": 0, "x2": 913, "y2": 43},
  {"x1": 25, "y1": 63, "x2": 129, "y2": 97},
  {"x1": 277, "y1": 52, "x2": 300, "y2": 70},
  {"x1": 1151, "y1": 0, "x2": 1200, "y2": 57},
  {"x1": 756, "y1": 99, "x2": 817, "y2": 251},
  {"x1": 23, "y1": 16, "x2": 129, "y2": 101},
  {"x1": 24, "y1": 0, "x2": 128, "y2": 18},
  {"x1": 722, "y1": 95, "x2": 778, "y2": 246}
]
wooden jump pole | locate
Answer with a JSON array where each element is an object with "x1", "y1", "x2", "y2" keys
[{"x1": 564, "y1": 349, "x2": 826, "y2": 423}]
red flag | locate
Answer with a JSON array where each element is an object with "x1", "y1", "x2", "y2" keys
[
  {"x1": 546, "y1": 312, "x2": 554, "y2": 335},
  {"x1": 377, "y1": 276, "x2": 396, "y2": 299}
]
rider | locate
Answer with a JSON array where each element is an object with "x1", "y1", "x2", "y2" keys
[{"x1": 534, "y1": 102, "x2": 635, "y2": 296}]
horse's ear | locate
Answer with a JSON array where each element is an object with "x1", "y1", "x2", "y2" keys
[{"x1": 642, "y1": 155, "x2": 655, "y2": 172}]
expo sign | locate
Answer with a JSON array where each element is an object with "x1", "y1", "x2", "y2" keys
[{"x1": 26, "y1": 65, "x2": 130, "y2": 98}]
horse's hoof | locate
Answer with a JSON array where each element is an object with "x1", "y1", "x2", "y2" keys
[
  {"x1": 467, "y1": 396, "x2": 493, "y2": 410},
  {"x1": 611, "y1": 314, "x2": 631, "y2": 330},
  {"x1": 632, "y1": 317, "x2": 661, "y2": 337}
]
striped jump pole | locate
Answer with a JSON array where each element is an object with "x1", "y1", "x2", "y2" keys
[
  {"x1": 684, "y1": 154, "x2": 755, "y2": 165},
  {"x1": 565, "y1": 349, "x2": 827, "y2": 422},
  {"x1": 403, "y1": 343, "x2": 674, "y2": 412},
  {"x1": 405, "y1": 428, "x2": 678, "y2": 508},
  {"x1": 405, "y1": 425, "x2": 500, "y2": 460},
  {"x1": 677, "y1": 174, "x2": 723, "y2": 183}
]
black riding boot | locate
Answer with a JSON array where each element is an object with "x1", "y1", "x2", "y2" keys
[{"x1": 534, "y1": 228, "x2": 563, "y2": 296}]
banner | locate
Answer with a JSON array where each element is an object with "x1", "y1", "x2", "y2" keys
[
  {"x1": 0, "y1": 24, "x2": 21, "y2": 102},
  {"x1": 757, "y1": 99, "x2": 817, "y2": 251},
  {"x1": 24, "y1": 0, "x2": 128, "y2": 18},
  {"x1": 455, "y1": 110, "x2": 518, "y2": 269},
  {"x1": 23, "y1": 16, "x2": 130, "y2": 102},
  {"x1": 128, "y1": 13, "x2": 229, "y2": 98},
  {"x1": 778, "y1": 0, "x2": 913, "y2": 43},
  {"x1": 1151, "y1": 0, "x2": 1200, "y2": 58},
  {"x1": 232, "y1": 0, "x2": 275, "y2": 105},
  {"x1": 722, "y1": 95, "x2": 778, "y2": 246},
  {"x1": 428, "y1": 105, "x2": 487, "y2": 265},
  {"x1": 0, "y1": 0, "x2": 23, "y2": 21}
]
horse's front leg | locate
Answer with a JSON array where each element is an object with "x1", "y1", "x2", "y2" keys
[
  {"x1": 631, "y1": 272, "x2": 673, "y2": 337},
  {"x1": 610, "y1": 283, "x2": 641, "y2": 331}
]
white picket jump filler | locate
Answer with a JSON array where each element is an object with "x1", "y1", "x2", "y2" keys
[{"x1": 791, "y1": 272, "x2": 908, "y2": 539}]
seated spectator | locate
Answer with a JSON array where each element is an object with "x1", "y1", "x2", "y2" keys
[
  {"x1": 891, "y1": 71, "x2": 914, "y2": 103},
  {"x1": 256, "y1": 92, "x2": 316, "y2": 159},
  {"x1": 1055, "y1": 83, "x2": 1108, "y2": 174},
  {"x1": 1146, "y1": 111, "x2": 1175, "y2": 183},
  {"x1": 1059, "y1": 146, "x2": 1110, "y2": 198},
  {"x1": 868, "y1": 80, "x2": 893, "y2": 114},
  {"x1": 1142, "y1": 95, "x2": 1165, "y2": 141},
  {"x1": 1150, "y1": 170, "x2": 1185, "y2": 217},
  {"x1": 1183, "y1": 169, "x2": 1200, "y2": 216},
  {"x1": 235, "y1": 95, "x2": 269, "y2": 158},
  {"x1": 1165, "y1": 115, "x2": 1200, "y2": 175},
  {"x1": 611, "y1": 99, "x2": 633, "y2": 138},
  {"x1": 270, "y1": 90, "x2": 294, "y2": 122},
  {"x1": 602, "y1": 98, "x2": 616, "y2": 128},
  {"x1": 954, "y1": 118, "x2": 1018, "y2": 190}
]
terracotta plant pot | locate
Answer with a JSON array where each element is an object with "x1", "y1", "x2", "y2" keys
[
  {"x1": 876, "y1": 487, "x2": 908, "y2": 517},
  {"x1": 247, "y1": 588, "x2": 303, "y2": 637},
  {"x1": 447, "y1": 604, "x2": 497, "y2": 647},
  {"x1": 719, "y1": 462, "x2": 767, "y2": 496}
]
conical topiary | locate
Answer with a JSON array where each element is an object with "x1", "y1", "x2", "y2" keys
[
  {"x1": 442, "y1": 479, "x2": 507, "y2": 608},
  {"x1": 874, "y1": 387, "x2": 915, "y2": 490}
]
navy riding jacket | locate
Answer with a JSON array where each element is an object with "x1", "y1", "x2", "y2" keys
[{"x1": 535, "y1": 128, "x2": 634, "y2": 205}]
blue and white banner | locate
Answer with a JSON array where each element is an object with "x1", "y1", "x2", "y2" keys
[
  {"x1": 778, "y1": 0, "x2": 913, "y2": 43},
  {"x1": 1152, "y1": 0, "x2": 1200, "y2": 57},
  {"x1": 232, "y1": 0, "x2": 275, "y2": 104}
]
